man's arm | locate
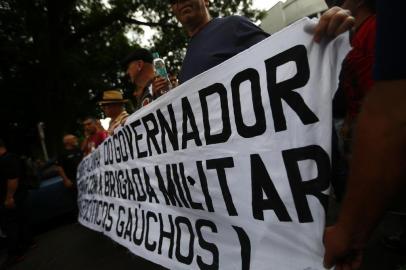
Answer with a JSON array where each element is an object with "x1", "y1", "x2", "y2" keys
[
  {"x1": 56, "y1": 166, "x2": 74, "y2": 189},
  {"x1": 5, "y1": 178, "x2": 18, "y2": 209},
  {"x1": 324, "y1": 80, "x2": 406, "y2": 269}
]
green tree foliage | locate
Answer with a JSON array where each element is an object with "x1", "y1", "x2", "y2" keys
[{"x1": 0, "y1": 0, "x2": 263, "y2": 156}]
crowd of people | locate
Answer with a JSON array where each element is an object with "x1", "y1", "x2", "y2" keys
[
  {"x1": 0, "y1": 29, "x2": 178, "y2": 270},
  {"x1": 1, "y1": 0, "x2": 405, "y2": 269}
]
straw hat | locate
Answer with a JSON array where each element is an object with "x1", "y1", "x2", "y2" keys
[{"x1": 98, "y1": 90, "x2": 128, "y2": 105}]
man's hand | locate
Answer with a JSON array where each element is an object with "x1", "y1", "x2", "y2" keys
[
  {"x1": 314, "y1": 6, "x2": 355, "y2": 43},
  {"x1": 323, "y1": 226, "x2": 364, "y2": 270},
  {"x1": 152, "y1": 76, "x2": 170, "y2": 97},
  {"x1": 56, "y1": 166, "x2": 75, "y2": 189},
  {"x1": 63, "y1": 179, "x2": 74, "y2": 189},
  {"x1": 4, "y1": 196, "x2": 15, "y2": 209}
]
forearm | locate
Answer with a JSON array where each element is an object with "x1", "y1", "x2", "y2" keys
[
  {"x1": 56, "y1": 166, "x2": 74, "y2": 189},
  {"x1": 56, "y1": 166, "x2": 70, "y2": 182},
  {"x1": 6, "y1": 178, "x2": 18, "y2": 199},
  {"x1": 337, "y1": 80, "x2": 406, "y2": 245}
]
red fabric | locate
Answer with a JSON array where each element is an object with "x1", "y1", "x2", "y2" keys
[
  {"x1": 341, "y1": 15, "x2": 376, "y2": 119},
  {"x1": 83, "y1": 131, "x2": 108, "y2": 155},
  {"x1": 92, "y1": 131, "x2": 108, "y2": 146}
]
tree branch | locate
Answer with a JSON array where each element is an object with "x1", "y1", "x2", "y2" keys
[
  {"x1": 121, "y1": 17, "x2": 178, "y2": 28},
  {"x1": 65, "y1": 11, "x2": 179, "y2": 47}
]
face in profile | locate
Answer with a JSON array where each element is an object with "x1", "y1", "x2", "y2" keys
[
  {"x1": 82, "y1": 119, "x2": 97, "y2": 135},
  {"x1": 169, "y1": 74, "x2": 178, "y2": 87},
  {"x1": 63, "y1": 135, "x2": 78, "y2": 150},
  {"x1": 101, "y1": 103, "x2": 123, "y2": 118},
  {"x1": 126, "y1": 60, "x2": 142, "y2": 85}
]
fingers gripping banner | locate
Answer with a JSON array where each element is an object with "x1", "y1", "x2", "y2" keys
[{"x1": 77, "y1": 18, "x2": 350, "y2": 270}]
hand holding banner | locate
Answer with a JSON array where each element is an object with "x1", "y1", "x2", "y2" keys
[{"x1": 77, "y1": 18, "x2": 350, "y2": 270}]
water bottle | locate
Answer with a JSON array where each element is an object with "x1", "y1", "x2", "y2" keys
[{"x1": 152, "y1": 52, "x2": 172, "y2": 94}]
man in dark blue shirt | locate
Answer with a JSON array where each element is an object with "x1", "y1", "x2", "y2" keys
[
  {"x1": 169, "y1": 0, "x2": 355, "y2": 84},
  {"x1": 178, "y1": 15, "x2": 269, "y2": 83}
]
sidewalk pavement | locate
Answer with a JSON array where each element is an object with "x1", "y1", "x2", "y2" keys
[{"x1": 3, "y1": 223, "x2": 166, "y2": 270}]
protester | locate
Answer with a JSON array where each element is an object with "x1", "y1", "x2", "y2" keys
[
  {"x1": 99, "y1": 90, "x2": 130, "y2": 135},
  {"x1": 122, "y1": 48, "x2": 169, "y2": 110},
  {"x1": 330, "y1": 0, "x2": 376, "y2": 201},
  {"x1": 55, "y1": 134, "x2": 83, "y2": 190},
  {"x1": 81, "y1": 116, "x2": 108, "y2": 156},
  {"x1": 169, "y1": 0, "x2": 355, "y2": 84},
  {"x1": 339, "y1": 0, "x2": 376, "y2": 153},
  {"x1": 323, "y1": 1, "x2": 406, "y2": 269},
  {"x1": 168, "y1": 70, "x2": 179, "y2": 88},
  {"x1": 0, "y1": 138, "x2": 32, "y2": 269},
  {"x1": 168, "y1": 0, "x2": 353, "y2": 206}
]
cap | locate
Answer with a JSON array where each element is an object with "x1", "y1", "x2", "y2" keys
[{"x1": 121, "y1": 48, "x2": 153, "y2": 68}]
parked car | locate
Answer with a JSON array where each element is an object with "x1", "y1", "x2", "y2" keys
[{"x1": 28, "y1": 176, "x2": 77, "y2": 227}]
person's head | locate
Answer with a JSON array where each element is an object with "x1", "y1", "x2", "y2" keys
[
  {"x1": 98, "y1": 90, "x2": 128, "y2": 119},
  {"x1": 82, "y1": 117, "x2": 98, "y2": 136},
  {"x1": 169, "y1": 71, "x2": 179, "y2": 87},
  {"x1": 122, "y1": 48, "x2": 155, "y2": 91},
  {"x1": 341, "y1": 0, "x2": 375, "y2": 17},
  {"x1": 62, "y1": 134, "x2": 79, "y2": 150},
  {"x1": 170, "y1": 0, "x2": 211, "y2": 37}
]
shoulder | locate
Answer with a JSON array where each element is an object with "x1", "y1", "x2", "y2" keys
[
  {"x1": 118, "y1": 111, "x2": 129, "y2": 124},
  {"x1": 352, "y1": 15, "x2": 376, "y2": 51},
  {"x1": 141, "y1": 91, "x2": 152, "y2": 105},
  {"x1": 222, "y1": 15, "x2": 252, "y2": 24},
  {"x1": 216, "y1": 16, "x2": 256, "y2": 29},
  {"x1": 121, "y1": 110, "x2": 129, "y2": 118},
  {"x1": 96, "y1": 130, "x2": 108, "y2": 139},
  {"x1": 358, "y1": 15, "x2": 376, "y2": 37},
  {"x1": 221, "y1": 15, "x2": 267, "y2": 38}
]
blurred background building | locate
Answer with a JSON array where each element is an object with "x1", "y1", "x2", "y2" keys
[{"x1": 260, "y1": 0, "x2": 340, "y2": 34}]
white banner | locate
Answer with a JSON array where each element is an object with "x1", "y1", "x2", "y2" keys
[{"x1": 77, "y1": 18, "x2": 350, "y2": 270}]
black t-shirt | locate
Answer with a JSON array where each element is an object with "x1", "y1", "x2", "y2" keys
[
  {"x1": 179, "y1": 16, "x2": 269, "y2": 84},
  {"x1": 0, "y1": 152, "x2": 22, "y2": 202},
  {"x1": 57, "y1": 147, "x2": 83, "y2": 183},
  {"x1": 134, "y1": 85, "x2": 154, "y2": 112}
]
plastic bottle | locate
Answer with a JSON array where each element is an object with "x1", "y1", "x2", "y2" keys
[{"x1": 152, "y1": 52, "x2": 172, "y2": 94}]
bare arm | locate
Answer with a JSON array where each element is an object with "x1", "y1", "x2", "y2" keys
[
  {"x1": 340, "y1": 80, "x2": 406, "y2": 239},
  {"x1": 5, "y1": 178, "x2": 18, "y2": 209},
  {"x1": 56, "y1": 165, "x2": 74, "y2": 189},
  {"x1": 324, "y1": 80, "x2": 406, "y2": 269}
]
